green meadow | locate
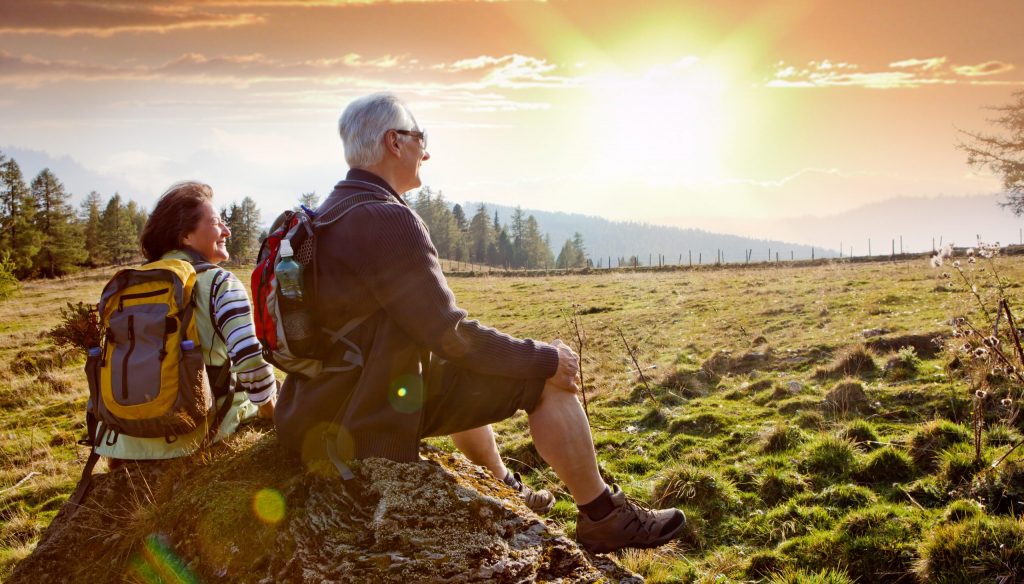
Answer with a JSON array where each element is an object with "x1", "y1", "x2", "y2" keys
[{"x1": 3, "y1": 255, "x2": 1024, "y2": 582}]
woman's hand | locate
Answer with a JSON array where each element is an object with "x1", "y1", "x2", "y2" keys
[{"x1": 257, "y1": 396, "x2": 276, "y2": 420}]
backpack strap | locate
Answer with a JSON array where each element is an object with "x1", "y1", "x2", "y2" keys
[
  {"x1": 69, "y1": 421, "x2": 108, "y2": 507},
  {"x1": 201, "y1": 266, "x2": 236, "y2": 447}
]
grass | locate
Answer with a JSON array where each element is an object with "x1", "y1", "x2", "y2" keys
[{"x1": 4, "y1": 256, "x2": 1024, "y2": 581}]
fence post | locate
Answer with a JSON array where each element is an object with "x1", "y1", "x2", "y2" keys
[
  {"x1": 689, "y1": 250, "x2": 692, "y2": 266},
  {"x1": 868, "y1": 238, "x2": 871, "y2": 257}
]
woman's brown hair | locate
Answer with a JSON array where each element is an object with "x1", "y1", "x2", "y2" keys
[{"x1": 140, "y1": 181, "x2": 214, "y2": 262}]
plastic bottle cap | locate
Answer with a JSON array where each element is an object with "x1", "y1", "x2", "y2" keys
[
  {"x1": 279, "y1": 239, "x2": 294, "y2": 257},
  {"x1": 181, "y1": 340, "x2": 195, "y2": 350}
]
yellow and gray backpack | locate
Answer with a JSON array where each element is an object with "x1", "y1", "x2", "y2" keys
[{"x1": 70, "y1": 257, "x2": 231, "y2": 505}]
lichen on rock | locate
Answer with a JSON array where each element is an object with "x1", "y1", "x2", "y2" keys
[{"x1": 10, "y1": 429, "x2": 640, "y2": 583}]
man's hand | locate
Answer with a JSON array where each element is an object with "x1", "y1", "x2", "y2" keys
[{"x1": 547, "y1": 339, "x2": 580, "y2": 393}]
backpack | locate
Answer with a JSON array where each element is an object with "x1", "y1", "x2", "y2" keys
[
  {"x1": 70, "y1": 257, "x2": 232, "y2": 505},
  {"x1": 251, "y1": 185, "x2": 386, "y2": 379}
]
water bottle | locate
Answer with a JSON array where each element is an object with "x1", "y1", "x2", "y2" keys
[
  {"x1": 276, "y1": 239, "x2": 315, "y2": 354},
  {"x1": 276, "y1": 239, "x2": 304, "y2": 301}
]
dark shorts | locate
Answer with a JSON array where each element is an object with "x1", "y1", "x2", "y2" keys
[{"x1": 418, "y1": 355, "x2": 547, "y2": 438}]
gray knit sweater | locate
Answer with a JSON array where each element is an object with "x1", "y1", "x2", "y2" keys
[{"x1": 274, "y1": 170, "x2": 559, "y2": 462}]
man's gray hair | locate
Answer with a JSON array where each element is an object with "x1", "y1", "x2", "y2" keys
[{"x1": 339, "y1": 92, "x2": 417, "y2": 168}]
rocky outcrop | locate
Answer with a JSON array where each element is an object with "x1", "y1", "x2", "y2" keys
[{"x1": 10, "y1": 430, "x2": 639, "y2": 583}]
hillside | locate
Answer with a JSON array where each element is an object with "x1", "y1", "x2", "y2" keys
[
  {"x1": 462, "y1": 202, "x2": 835, "y2": 265},
  {"x1": 3, "y1": 254, "x2": 1024, "y2": 582}
]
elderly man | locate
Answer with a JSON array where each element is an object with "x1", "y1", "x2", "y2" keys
[{"x1": 274, "y1": 92, "x2": 685, "y2": 553}]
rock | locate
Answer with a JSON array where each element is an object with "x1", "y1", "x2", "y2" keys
[
  {"x1": 861, "y1": 328, "x2": 890, "y2": 338},
  {"x1": 9, "y1": 432, "x2": 640, "y2": 584},
  {"x1": 786, "y1": 381, "x2": 803, "y2": 394}
]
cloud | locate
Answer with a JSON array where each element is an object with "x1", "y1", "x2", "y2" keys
[
  {"x1": 0, "y1": 0, "x2": 545, "y2": 36},
  {"x1": 889, "y1": 57, "x2": 947, "y2": 71},
  {"x1": 439, "y1": 54, "x2": 575, "y2": 89},
  {"x1": 0, "y1": 50, "x2": 415, "y2": 88},
  {"x1": 953, "y1": 61, "x2": 1015, "y2": 77},
  {"x1": 769, "y1": 57, "x2": 1019, "y2": 88},
  {"x1": 0, "y1": 1, "x2": 263, "y2": 37}
]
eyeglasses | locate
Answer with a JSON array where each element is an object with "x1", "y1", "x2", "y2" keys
[{"x1": 394, "y1": 129, "x2": 427, "y2": 149}]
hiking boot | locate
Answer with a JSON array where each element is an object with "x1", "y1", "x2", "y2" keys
[
  {"x1": 506, "y1": 472, "x2": 555, "y2": 515},
  {"x1": 576, "y1": 485, "x2": 686, "y2": 554}
]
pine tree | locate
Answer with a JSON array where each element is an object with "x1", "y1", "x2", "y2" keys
[
  {"x1": 230, "y1": 196, "x2": 261, "y2": 264},
  {"x1": 31, "y1": 168, "x2": 86, "y2": 277},
  {"x1": 510, "y1": 207, "x2": 526, "y2": 267},
  {"x1": 0, "y1": 155, "x2": 42, "y2": 277},
  {"x1": 298, "y1": 191, "x2": 320, "y2": 211},
  {"x1": 468, "y1": 204, "x2": 493, "y2": 264},
  {"x1": 80, "y1": 191, "x2": 104, "y2": 266},
  {"x1": 101, "y1": 194, "x2": 138, "y2": 265}
]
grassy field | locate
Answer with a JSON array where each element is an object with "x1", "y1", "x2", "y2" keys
[{"x1": 2, "y1": 255, "x2": 1024, "y2": 582}]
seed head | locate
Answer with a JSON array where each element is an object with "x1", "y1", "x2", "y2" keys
[
  {"x1": 962, "y1": 343, "x2": 973, "y2": 352},
  {"x1": 942, "y1": 272, "x2": 951, "y2": 279},
  {"x1": 953, "y1": 260, "x2": 961, "y2": 268},
  {"x1": 975, "y1": 389, "x2": 988, "y2": 399},
  {"x1": 1001, "y1": 398, "x2": 1013, "y2": 407},
  {"x1": 983, "y1": 336, "x2": 1001, "y2": 347},
  {"x1": 967, "y1": 248, "x2": 976, "y2": 256},
  {"x1": 968, "y1": 257, "x2": 977, "y2": 264},
  {"x1": 974, "y1": 347, "x2": 989, "y2": 358}
]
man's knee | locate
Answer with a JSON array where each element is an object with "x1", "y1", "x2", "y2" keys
[{"x1": 534, "y1": 381, "x2": 582, "y2": 410}]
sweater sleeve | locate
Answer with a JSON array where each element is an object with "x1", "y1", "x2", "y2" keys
[
  {"x1": 349, "y1": 203, "x2": 559, "y2": 380},
  {"x1": 209, "y1": 270, "x2": 278, "y2": 405}
]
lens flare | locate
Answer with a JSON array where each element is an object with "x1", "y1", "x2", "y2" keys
[
  {"x1": 128, "y1": 533, "x2": 199, "y2": 584},
  {"x1": 252, "y1": 488, "x2": 286, "y2": 525},
  {"x1": 387, "y1": 374, "x2": 423, "y2": 414}
]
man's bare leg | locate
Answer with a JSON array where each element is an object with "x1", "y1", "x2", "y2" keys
[
  {"x1": 528, "y1": 382, "x2": 606, "y2": 505},
  {"x1": 451, "y1": 425, "x2": 508, "y2": 480}
]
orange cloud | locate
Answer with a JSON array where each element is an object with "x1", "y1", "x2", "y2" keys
[
  {"x1": 953, "y1": 61, "x2": 1014, "y2": 77},
  {"x1": 769, "y1": 57, "x2": 1020, "y2": 88},
  {"x1": 0, "y1": 1, "x2": 263, "y2": 36}
]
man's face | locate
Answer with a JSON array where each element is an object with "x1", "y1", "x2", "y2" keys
[{"x1": 397, "y1": 126, "x2": 429, "y2": 193}]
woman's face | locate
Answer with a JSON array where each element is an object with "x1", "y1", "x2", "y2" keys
[{"x1": 182, "y1": 200, "x2": 230, "y2": 264}]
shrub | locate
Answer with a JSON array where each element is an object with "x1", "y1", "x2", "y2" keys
[
  {"x1": 823, "y1": 378, "x2": 869, "y2": 416},
  {"x1": 909, "y1": 420, "x2": 970, "y2": 471},
  {"x1": 744, "y1": 502, "x2": 834, "y2": 546},
  {"x1": 799, "y1": 436, "x2": 858, "y2": 481},
  {"x1": 984, "y1": 424, "x2": 1021, "y2": 447},
  {"x1": 758, "y1": 467, "x2": 808, "y2": 506},
  {"x1": 48, "y1": 301, "x2": 101, "y2": 354},
  {"x1": 837, "y1": 420, "x2": 879, "y2": 451},
  {"x1": 767, "y1": 567, "x2": 856, "y2": 584},
  {"x1": 745, "y1": 550, "x2": 789, "y2": 579},
  {"x1": 652, "y1": 462, "x2": 742, "y2": 523},
  {"x1": 941, "y1": 499, "x2": 983, "y2": 523},
  {"x1": 855, "y1": 448, "x2": 916, "y2": 484},
  {"x1": 760, "y1": 422, "x2": 805, "y2": 454},
  {"x1": 814, "y1": 346, "x2": 877, "y2": 380},
  {"x1": 915, "y1": 515, "x2": 1024, "y2": 583},
  {"x1": 794, "y1": 411, "x2": 826, "y2": 430},
  {"x1": 937, "y1": 442, "x2": 986, "y2": 488},
  {"x1": 668, "y1": 412, "x2": 726, "y2": 436},
  {"x1": 884, "y1": 346, "x2": 921, "y2": 381},
  {"x1": 970, "y1": 459, "x2": 1024, "y2": 516},
  {"x1": 781, "y1": 504, "x2": 924, "y2": 581},
  {"x1": 797, "y1": 483, "x2": 876, "y2": 512},
  {"x1": 0, "y1": 251, "x2": 18, "y2": 300}
]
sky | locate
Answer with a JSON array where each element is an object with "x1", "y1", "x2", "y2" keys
[{"x1": 1, "y1": 0, "x2": 1022, "y2": 251}]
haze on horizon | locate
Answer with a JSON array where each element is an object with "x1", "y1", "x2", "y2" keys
[{"x1": 1, "y1": 0, "x2": 1021, "y2": 252}]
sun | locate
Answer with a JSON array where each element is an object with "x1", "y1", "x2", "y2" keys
[{"x1": 578, "y1": 59, "x2": 729, "y2": 186}]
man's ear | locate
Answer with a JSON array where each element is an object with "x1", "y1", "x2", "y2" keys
[{"x1": 383, "y1": 129, "x2": 402, "y2": 157}]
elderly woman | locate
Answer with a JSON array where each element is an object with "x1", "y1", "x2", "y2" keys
[{"x1": 95, "y1": 181, "x2": 276, "y2": 460}]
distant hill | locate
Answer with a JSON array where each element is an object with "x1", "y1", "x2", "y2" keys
[{"x1": 460, "y1": 202, "x2": 836, "y2": 266}]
